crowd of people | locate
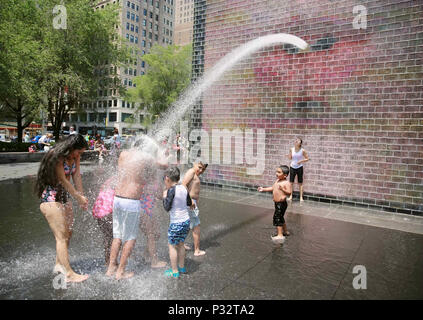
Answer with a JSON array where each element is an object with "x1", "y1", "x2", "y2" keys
[{"x1": 35, "y1": 130, "x2": 309, "y2": 282}]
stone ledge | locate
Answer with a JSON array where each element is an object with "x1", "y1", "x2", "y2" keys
[{"x1": 0, "y1": 150, "x2": 98, "y2": 164}]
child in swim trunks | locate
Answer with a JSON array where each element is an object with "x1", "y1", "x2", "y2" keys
[
  {"x1": 162, "y1": 167, "x2": 192, "y2": 278},
  {"x1": 258, "y1": 165, "x2": 292, "y2": 244}
]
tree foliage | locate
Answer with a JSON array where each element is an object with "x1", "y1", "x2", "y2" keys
[
  {"x1": 0, "y1": 0, "x2": 130, "y2": 140},
  {"x1": 128, "y1": 44, "x2": 192, "y2": 118}
]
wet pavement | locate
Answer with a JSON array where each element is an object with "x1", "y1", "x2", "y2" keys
[{"x1": 0, "y1": 167, "x2": 422, "y2": 299}]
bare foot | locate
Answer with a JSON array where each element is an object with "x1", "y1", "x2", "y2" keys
[
  {"x1": 300, "y1": 198, "x2": 304, "y2": 202},
  {"x1": 53, "y1": 264, "x2": 66, "y2": 275},
  {"x1": 151, "y1": 260, "x2": 167, "y2": 268},
  {"x1": 184, "y1": 244, "x2": 191, "y2": 250},
  {"x1": 194, "y1": 250, "x2": 206, "y2": 256},
  {"x1": 115, "y1": 271, "x2": 134, "y2": 280},
  {"x1": 105, "y1": 265, "x2": 118, "y2": 277},
  {"x1": 66, "y1": 273, "x2": 89, "y2": 283}
]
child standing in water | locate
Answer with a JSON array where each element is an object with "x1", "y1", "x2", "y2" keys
[
  {"x1": 182, "y1": 160, "x2": 208, "y2": 256},
  {"x1": 258, "y1": 165, "x2": 292, "y2": 244},
  {"x1": 162, "y1": 167, "x2": 192, "y2": 278}
]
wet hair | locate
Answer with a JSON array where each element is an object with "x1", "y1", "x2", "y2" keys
[
  {"x1": 165, "y1": 166, "x2": 180, "y2": 182},
  {"x1": 194, "y1": 159, "x2": 208, "y2": 170},
  {"x1": 297, "y1": 138, "x2": 303, "y2": 147},
  {"x1": 35, "y1": 134, "x2": 88, "y2": 197},
  {"x1": 279, "y1": 165, "x2": 290, "y2": 175}
]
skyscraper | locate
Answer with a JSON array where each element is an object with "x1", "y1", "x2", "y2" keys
[
  {"x1": 174, "y1": 0, "x2": 194, "y2": 46},
  {"x1": 67, "y1": 0, "x2": 174, "y2": 136}
]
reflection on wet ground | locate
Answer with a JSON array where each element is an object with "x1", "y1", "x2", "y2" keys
[{"x1": 0, "y1": 175, "x2": 422, "y2": 299}]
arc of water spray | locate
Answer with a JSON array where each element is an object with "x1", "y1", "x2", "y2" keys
[{"x1": 150, "y1": 33, "x2": 309, "y2": 142}]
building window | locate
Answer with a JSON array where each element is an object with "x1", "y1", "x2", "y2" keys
[
  {"x1": 131, "y1": 3, "x2": 135, "y2": 10},
  {"x1": 142, "y1": 40, "x2": 146, "y2": 47},
  {"x1": 134, "y1": 69, "x2": 137, "y2": 76},
  {"x1": 142, "y1": 29, "x2": 146, "y2": 36},
  {"x1": 143, "y1": 8, "x2": 147, "y2": 16},
  {"x1": 109, "y1": 113, "x2": 117, "y2": 122},
  {"x1": 99, "y1": 113, "x2": 106, "y2": 123},
  {"x1": 143, "y1": 19, "x2": 146, "y2": 26},
  {"x1": 136, "y1": 15, "x2": 139, "y2": 22},
  {"x1": 127, "y1": 11, "x2": 130, "y2": 19},
  {"x1": 122, "y1": 113, "x2": 132, "y2": 122},
  {"x1": 136, "y1": 5, "x2": 139, "y2": 11},
  {"x1": 128, "y1": 80, "x2": 132, "y2": 86},
  {"x1": 135, "y1": 26, "x2": 138, "y2": 33},
  {"x1": 131, "y1": 24, "x2": 134, "y2": 31},
  {"x1": 89, "y1": 113, "x2": 96, "y2": 122},
  {"x1": 126, "y1": 22, "x2": 130, "y2": 30},
  {"x1": 127, "y1": 1, "x2": 130, "y2": 8},
  {"x1": 131, "y1": 13, "x2": 135, "y2": 21},
  {"x1": 141, "y1": 61, "x2": 145, "y2": 68},
  {"x1": 124, "y1": 78, "x2": 127, "y2": 85},
  {"x1": 130, "y1": 35, "x2": 134, "y2": 42},
  {"x1": 114, "y1": 99, "x2": 118, "y2": 107}
]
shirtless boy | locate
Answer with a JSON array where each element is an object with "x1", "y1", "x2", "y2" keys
[
  {"x1": 258, "y1": 165, "x2": 292, "y2": 244},
  {"x1": 182, "y1": 160, "x2": 208, "y2": 256},
  {"x1": 105, "y1": 149, "x2": 151, "y2": 280}
]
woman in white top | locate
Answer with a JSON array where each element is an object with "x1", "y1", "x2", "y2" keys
[{"x1": 287, "y1": 138, "x2": 309, "y2": 202}]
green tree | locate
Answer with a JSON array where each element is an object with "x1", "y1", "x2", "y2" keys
[
  {"x1": 0, "y1": 0, "x2": 130, "y2": 141},
  {"x1": 128, "y1": 44, "x2": 192, "y2": 119},
  {"x1": 0, "y1": 0, "x2": 48, "y2": 141},
  {"x1": 39, "y1": 0, "x2": 129, "y2": 140}
]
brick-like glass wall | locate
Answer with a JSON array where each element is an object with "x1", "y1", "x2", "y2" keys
[{"x1": 192, "y1": 0, "x2": 423, "y2": 215}]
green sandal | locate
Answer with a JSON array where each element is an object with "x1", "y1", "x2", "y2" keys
[{"x1": 164, "y1": 269, "x2": 179, "y2": 278}]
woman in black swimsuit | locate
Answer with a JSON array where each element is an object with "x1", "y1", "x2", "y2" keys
[{"x1": 35, "y1": 134, "x2": 89, "y2": 283}]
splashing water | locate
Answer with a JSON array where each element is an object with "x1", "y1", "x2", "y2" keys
[{"x1": 149, "y1": 33, "x2": 309, "y2": 143}]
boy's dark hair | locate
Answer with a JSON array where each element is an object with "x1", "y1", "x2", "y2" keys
[
  {"x1": 279, "y1": 165, "x2": 289, "y2": 175},
  {"x1": 165, "y1": 166, "x2": 180, "y2": 182}
]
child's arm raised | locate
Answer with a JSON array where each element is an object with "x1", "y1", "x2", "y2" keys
[{"x1": 258, "y1": 186, "x2": 273, "y2": 192}]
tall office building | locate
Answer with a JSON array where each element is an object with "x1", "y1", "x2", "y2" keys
[
  {"x1": 67, "y1": 0, "x2": 174, "y2": 136},
  {"x1": 174, "y1": 0, "x2": 194, "y2": 46}
]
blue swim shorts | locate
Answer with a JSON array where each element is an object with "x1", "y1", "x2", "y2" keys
[
  {"x1": 168, "y1": 220, "x2": 190, "y2": 245},
  {"x1": 188, "y1": 199, "x2": 200, "y2": 229}
]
